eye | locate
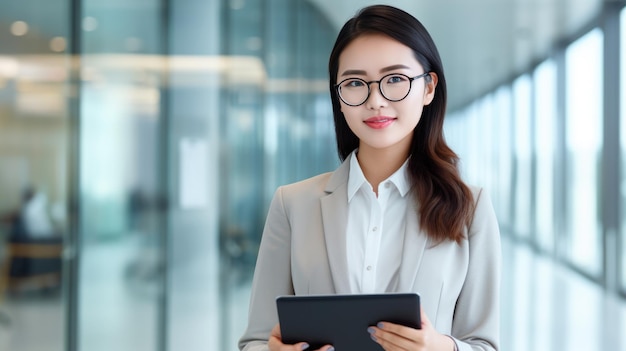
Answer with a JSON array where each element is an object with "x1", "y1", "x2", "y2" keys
[
  {"x1": 386, "y1": 74, "x2": 408, "y2": 84},
  {"x1": 341, "y1": 79, "x2": 366, "y2": 88}
]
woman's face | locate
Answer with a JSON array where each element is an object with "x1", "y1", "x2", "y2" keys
[{"x1": 337, "y1": 33, "x2": 437, "y2": 156}]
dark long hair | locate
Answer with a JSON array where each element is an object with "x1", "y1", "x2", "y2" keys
[{"x1": 328, "y1": 5, "x2": 474, "y2": 243}]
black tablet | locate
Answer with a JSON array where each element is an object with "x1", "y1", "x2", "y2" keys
[{"x1": 276, "y1": 293, "x2": 421, "y2": 351}]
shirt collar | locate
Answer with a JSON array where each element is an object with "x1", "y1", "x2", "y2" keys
[
  {"x1": 388, "y1": 158, "x2": 411, "y2": 197},
  {"x1": 348, "y1": 150, "x2": 367, "y2": 202},
  {"x1": 347, "y1": 150, "x2": 411, "y2": 201}
]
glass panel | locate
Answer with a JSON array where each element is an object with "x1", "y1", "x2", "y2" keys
[
  {"x1": 78, "y1": 1, "x2": 164, "y2": 350},
  {"x1": 477, "y1": 95, "x2": 495, "y2": 190},
  {"x1": 620, "y1": 7, "x2": 626, "y2": 292},
  {"x1": 165, "y1": 1, "x2": 222, "y2": 350},
  {"x1": 462, "y1": 103, "x2": 480, "y2": 185},
  {"x1": 533, "y1": 59, "x2": 557, "y2": 252},
  {"x1": 219, "y1": 1, "x2": 337, "y2": 349},
  {"x1": 444, "y1": 109, "x2": 470, "y2": 181},
  {"x1": 220, "y1": 1, "x2": 266, "y2": 348},
  {"x1": 513, "y1": 75, "x2": 532, "y2": 238},
  {"x1": 0, "y1": 1, "x2": 70, "y2": 350},
  {"x1": 495, "y1": 86, "x2": 514, "y2": 229},
  {"x1": 565, "y1": 28, "x2": 603, "y2": 277}
]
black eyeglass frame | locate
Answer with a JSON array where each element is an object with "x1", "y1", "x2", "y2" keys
[{"x1": 335, "y1": 72, "x2": 431, "y2": 107}]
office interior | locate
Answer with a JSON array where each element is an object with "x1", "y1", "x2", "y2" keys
[{"x1": 0, "y1": 0, "x2": 625, "y2": 350}]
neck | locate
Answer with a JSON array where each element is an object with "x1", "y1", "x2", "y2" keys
[{"x1": 356, "y1": 144, "x2": 410, "y2": 195}]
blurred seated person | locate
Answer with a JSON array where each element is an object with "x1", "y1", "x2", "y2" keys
[
  {"x1": 10, "y1": 187, "x2": 59, "y2": 240},
  {"x1": 2, "y1": 186, "x2": 62, "y2": 293}
]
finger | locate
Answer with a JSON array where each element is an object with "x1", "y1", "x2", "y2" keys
[
  {"x1": 375, "y1": 321, "x2": 420, "y2": 336},
  {"x1": 269, "y1": 339, "x2": 310, "y2": 351},
  {"x1": 295, "y1": 342, "x2": 310, "y2": 350},
  {"x1": 370, "y1": 326, "x2": 419, "y2": 351},
  {"x1": 371, "y1": 323, "x2": 424, "y2": 350},
  {"x1": 271, "y1": 324, "x2": 282, "y2": 338},
  {"x1": 420, "y1": 307, "x2": 432, "y2": 329},
  {"x1": 268, "y1": 324, "x2": 310, "y2": 351}
]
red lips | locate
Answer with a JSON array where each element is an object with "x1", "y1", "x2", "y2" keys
[{"x1": 364, "y1": 116, "x2": 396, "y2": 129}]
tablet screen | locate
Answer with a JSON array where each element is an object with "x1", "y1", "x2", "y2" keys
[{"x1": 276, "y1": 293, "x2": 421, "y2": 351}]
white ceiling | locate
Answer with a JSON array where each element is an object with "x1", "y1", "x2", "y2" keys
[{"x1": 311, "y1": 0, "x2": 605, "y2": 111}]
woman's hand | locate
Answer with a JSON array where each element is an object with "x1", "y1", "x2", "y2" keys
[
  {"x1": 268, "y1": 324, "x2": 335, "y2": 351},
  {"x1": 367, "y1": 308, "x2": 456, "y2": 351}
]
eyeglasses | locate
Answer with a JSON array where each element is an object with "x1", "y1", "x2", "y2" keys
[{"x1": 335, "y1": 72, "x2": 430, "y2": 106}]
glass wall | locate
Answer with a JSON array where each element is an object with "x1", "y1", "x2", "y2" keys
[
  {"x1": 512, "y1": 74, "x2": 533, "y2": 239},
  {"x1": 533, "y1": 59, "x2": 557, "y2": 253},
  {"x1": 565, "y1": 28, "x2": 603, "y2": 277},
  {"x1": 446, "y1": 20, "x2": 624, "y2": 294},
  {"x1": 494, "y1": 86, "x2": 514, "y2": 229},
  {"x1": 78, "y1": 0, "x2": 166, "y2": 350},
  {"x1": 0, "y1": 1, "x2": 70, "y2": 350},
  {"x1": 0, "y1": 1, "x2": 338, "y2": 351},
  {"x1": 218, "y1": 1, "x2": 336, "y2": 347}
]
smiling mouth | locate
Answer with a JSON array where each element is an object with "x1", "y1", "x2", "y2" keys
[{"x1": 364, "y1": 117, "x2": 396, "y2": 129}]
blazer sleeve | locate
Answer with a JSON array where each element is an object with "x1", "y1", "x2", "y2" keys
[
  {"x1": 451, "y1": 188, "x2": 502, "y2": 351},
  {"x1": 239, "y1": 187, "x2": 294, "y2": 351}
]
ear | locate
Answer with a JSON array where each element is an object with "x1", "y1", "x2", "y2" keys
[{"x1": 423, "y1": 72, "x2": 438, "y2": 106}]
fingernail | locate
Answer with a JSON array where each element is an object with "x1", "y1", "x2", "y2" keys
[
  {"x1": 377, "y1": 322, "x2": 384, "y2": 328},
  {"x1": 327, "y1": 347, "x2": 335, "y2": 351},
  {"x1": 367, "y1": 327, "x2": 375, "y2": 334},
  {"x1": 301, "y1": 343, "x2": 309, "y2": 350},
  {"x1": 370, "y1": 334, "x2": 377, "y2": 341}
]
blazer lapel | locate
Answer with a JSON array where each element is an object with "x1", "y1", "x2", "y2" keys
[
  {"x1": 397, "y1": 199, "x2": 429, "y2": 292},
  {"x1": 320, "y1": 157, "x2": 351, "y2": 294}
]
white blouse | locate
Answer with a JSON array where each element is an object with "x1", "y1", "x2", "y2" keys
[{"x1": 346, "y1": 151, "x2": 411, "y2": 293}]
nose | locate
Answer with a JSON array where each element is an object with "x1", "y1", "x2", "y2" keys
[{"x1": 364, "y1": 82, "x2": 388, "y2": 110}]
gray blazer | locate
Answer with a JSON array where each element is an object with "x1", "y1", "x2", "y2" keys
[{"x1": 239, "y1": 155, "x2": 501, "y2": 351}]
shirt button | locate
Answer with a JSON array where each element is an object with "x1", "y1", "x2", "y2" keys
[
  {"x1": 366, "y1": 266, "x2": 372, "y2": 271},
  {"x1": 372, "y1": 226, "x2": 378, "y2": 232}
]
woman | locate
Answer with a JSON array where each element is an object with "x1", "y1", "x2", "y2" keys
[{"x1": 239, "y1": 5, "x2": 500, "y2": 351}]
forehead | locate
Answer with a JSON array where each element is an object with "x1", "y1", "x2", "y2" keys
[{"x1": 338, "y1": 33, "x2": 421, "y2": 73}]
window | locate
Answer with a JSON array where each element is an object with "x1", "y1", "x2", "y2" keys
[
  {"x1": 565, "y1": 28, "x2": 604, "y2": 277},
  {"x1": 533, "y1": 59, "x2": 557, "y2": 252},
  {"x1": 513, "y1": 75, "x2": 533, "y2": 239},
  {"x1": 495, "y1": 87, "x2": 514, "y2": 228}
]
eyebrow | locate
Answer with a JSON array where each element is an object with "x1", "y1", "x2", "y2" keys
[{"x1": 340, "y1": 64, "x2": 412, "y2": 77}]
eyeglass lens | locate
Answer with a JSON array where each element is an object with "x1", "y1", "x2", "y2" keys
[{"x1": 338, "y1": 74, "x2": 412, "y2": 106}]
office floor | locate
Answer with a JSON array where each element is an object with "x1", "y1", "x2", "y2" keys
[
  {"x1": 500, "y1": 236, "x2": 626, "y2": 351},
  {"x1": 1, "y1": 235, "x2": 625, "y2": 351}
]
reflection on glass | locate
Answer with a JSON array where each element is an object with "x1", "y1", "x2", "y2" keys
[
  {"x1": 565, "y1": 28, "x2": 603, "y2": 276},
  {"x1": 78, "y1": 1, "x2": 164, "y2": 350},
  {"x1": 513, "y1": 75, "x2": 532, "y2": 238},
  {"x1": 533, "y1": 59, "x2": 557, "y2": 252},
  {"x1": 79, "y1": 70, "x2": 161, "y2": 351},
  {"x1": 219, "y1": 1, "x2": 338, "y2": 348},
  {"x1": 0, "y1": 1, "x2": 70, "y2": 350}
]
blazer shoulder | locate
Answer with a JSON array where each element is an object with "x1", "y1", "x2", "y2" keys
[
  {"x1": 465, "y1": 184, "x2": 499, "y2": 237},
  {"x1": 467, "y1": 184, "x2": 483, "y2": 201},
  {"x1": 278, "y1": 172, "x2": 333, "y2": 199},
  {"x1": 466, "y1": 184, "x2": 492, "y2": 208},
  {"x1": 279, "y1": 155, "x2": 349, "y2": 199}
]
